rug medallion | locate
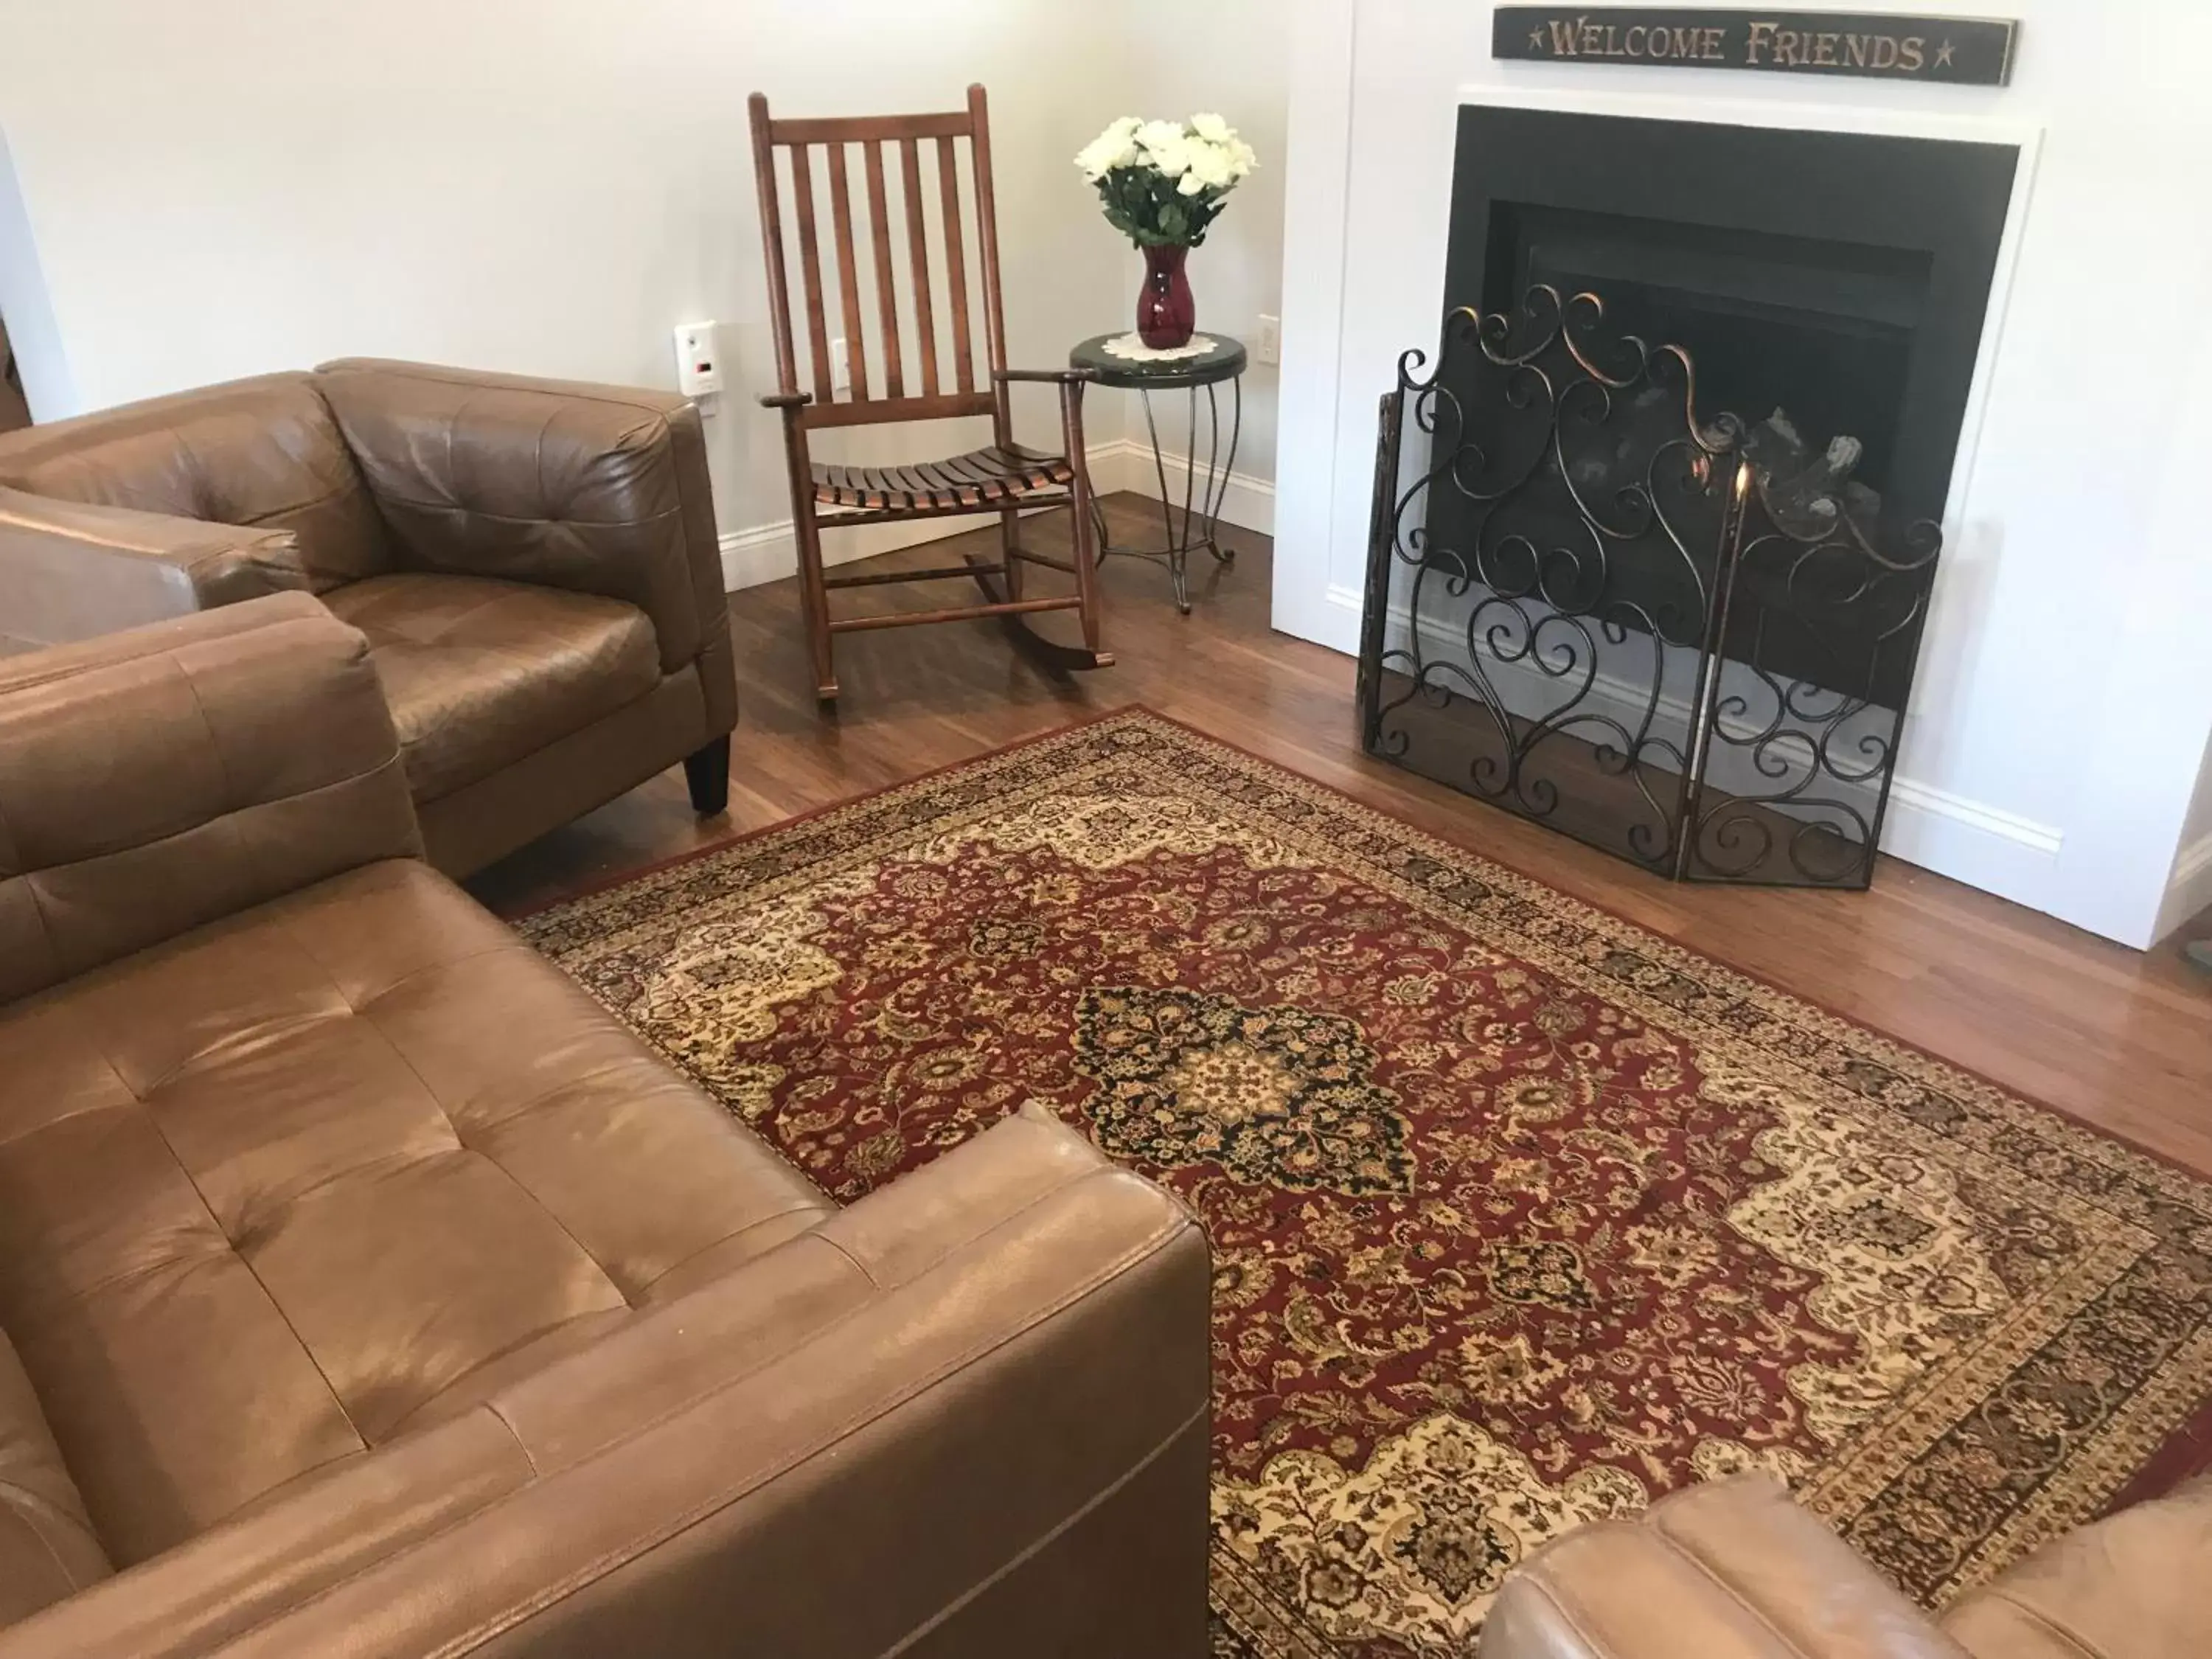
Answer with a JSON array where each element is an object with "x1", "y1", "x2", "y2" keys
[{"x1": 520, "y1": 711, "x2": 2212, "y2": 1658}]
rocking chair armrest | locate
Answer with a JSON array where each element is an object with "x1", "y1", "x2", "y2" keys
[
  {"x1": 759, "y1": 389, "x2": 813, "y2": 410},
  {"x1": 993, "y1": 366, "x2": 1099, "y2": 386}
]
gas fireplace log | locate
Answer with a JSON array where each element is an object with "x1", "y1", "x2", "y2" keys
[{"x1": 1742, "y1": 408, "x2": 1882, "y2": 542}]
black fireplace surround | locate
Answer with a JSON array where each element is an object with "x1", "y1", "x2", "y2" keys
[
  {"x1": 1357, "y1": 107, "x2": 2018, "y2": 887},
  {"x1": 1444, "y1": 105, "x2": 2017, "y2": 524}
]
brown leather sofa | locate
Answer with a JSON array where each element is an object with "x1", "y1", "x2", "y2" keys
[
  {"x1": 0, "y1": 594, "x2": 1211, "y2": 1657},
  {"x1": 0, "y1": 360, "x2": 737, "y2": 877},
  {"x1": 1481, "y1": 1470, "x2": 2212, "y2": 1659}
]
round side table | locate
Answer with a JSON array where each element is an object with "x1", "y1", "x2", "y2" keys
[{"x1": 1069, "y1": 332, "x2": 1246, "y2": 614}]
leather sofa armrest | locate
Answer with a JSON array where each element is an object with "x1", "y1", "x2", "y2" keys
[
  {"x1": 0, "y1": 484, "x2": 310, "y2": 652},
  {"x1": 1481, "y1": 1475, "x2": 1968, "y2": 1659},
  {"x1": 0, "y1": 592, "x2": 422, "y2": 1001},
  {"x1": 1940, "y1": 1472, "x2": 2212, "y2": 1659},
  {"x1": 310, "y1": 360, "x2": 731, "y2": 713},
  {"x1": 27, "y1": 1107, "x2": 1211, "y2": 1658}
]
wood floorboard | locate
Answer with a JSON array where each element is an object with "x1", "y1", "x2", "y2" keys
[{"x1": 469, "y1": 493, "x2": 2212, "y2": 1177}]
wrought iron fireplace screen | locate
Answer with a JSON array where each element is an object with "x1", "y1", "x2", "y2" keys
[{"x1": 1355, "y1": 285, "x2": 1942, "y2": 888}]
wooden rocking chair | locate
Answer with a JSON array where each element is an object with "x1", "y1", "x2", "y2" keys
[{"x1": 747, "y1": 83, "x2": 1111, "y2": 703}]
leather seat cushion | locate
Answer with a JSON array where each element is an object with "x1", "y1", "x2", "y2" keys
[
  {"x1": 325, "y1": 573, "x2": 661, "y2": 804},
  {"x1": 0, "y1": 859, "x2": 832, "y2": 1567},
  {"x1": 1941, "y1": 1472, "x2": 2212, "y2": 1659},
  {"x1": 0, "y1": 374, "x2": 389, "y2": 591}
]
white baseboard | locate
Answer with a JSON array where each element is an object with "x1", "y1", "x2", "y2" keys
[
  {"x1": 1874, "y1": 775, "x2": 2067, "y2": 911},
  {"x1": 1320, "y1": 580, "x2": 2067, "y2": 896},
  {"x1": 1088, "y1": 439, "x2": 1276, "y2": 537},
  {"x1": 717, "y1": 512, "x2": 968, "y2": 592},
  {"x1": 717, "y1": 438, "x2": 1274, "y2": 592},
  {"x1": 2157, "y1": 832, "x2": 2212, "y2": 939}
]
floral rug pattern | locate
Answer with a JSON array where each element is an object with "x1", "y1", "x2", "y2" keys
[{"x1": 520, "y1": 712, "x2": 2212, "y2": 1658}]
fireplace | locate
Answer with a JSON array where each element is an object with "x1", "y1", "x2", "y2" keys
[
  {"x1": 1357, "y1": 106, "x2": 2020, "y2": 887},
  {"x1": 1446, "y1": 106, "x2": 2017, "y2": 525}
]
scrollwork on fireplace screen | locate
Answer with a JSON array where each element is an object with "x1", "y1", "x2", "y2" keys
[{"x1": 1354, "y1": 285, "x2": 1942, "y2": 888}]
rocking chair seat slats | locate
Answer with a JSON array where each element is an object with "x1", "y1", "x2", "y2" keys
[{"x1": 813, "y1": 445, "x2": 1074, "y2": 512}]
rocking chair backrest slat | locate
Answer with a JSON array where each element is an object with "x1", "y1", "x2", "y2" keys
[
  {"x1": 899, "y1": 138, "x2": 937, "y2": 398},
  {"x1": 825, "y1": 144, "x2": 869, "y2": 401},
  {"x1": 936, "y1": 133, "x2": 974, "y2": 394},
  {"x1": 860, "y1": 140, "x2": 902, "y2": 400},
  {"x1": 747, "y1": 85, "x2": 1007, "y2": 433},
  {"x1": 786, "y1": 140, "x2": 835, "y2": 408}
]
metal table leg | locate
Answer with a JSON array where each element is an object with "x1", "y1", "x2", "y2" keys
[{"x1": 1093, "y1": 374, "x2": 1243, "y2": 615}]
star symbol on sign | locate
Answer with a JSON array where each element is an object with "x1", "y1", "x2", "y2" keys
[
  {"x1": 1528, "y1": 25, "x2": 1548, "y2": 49},
  {"x1": 1935, "y1": 38, "x2": 1956, "y2": 67}
]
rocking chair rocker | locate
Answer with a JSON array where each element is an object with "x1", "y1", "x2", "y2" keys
[{"x1": 747, "y1": 83, "x2": 1112, "y2": 702}]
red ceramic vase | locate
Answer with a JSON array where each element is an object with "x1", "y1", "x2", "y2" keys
[{"x1": 1137, "y1": 244, "x2": 1195, "y2": 349}]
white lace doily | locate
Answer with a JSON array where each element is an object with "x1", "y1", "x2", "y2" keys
[{"x1": 1099, "y1": 332, "x2": 1220, "y2": 363}]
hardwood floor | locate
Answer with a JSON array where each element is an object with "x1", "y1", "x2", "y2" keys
[{"x1": 470, "y1": 493, "x2": 2212, "y2": 1177}]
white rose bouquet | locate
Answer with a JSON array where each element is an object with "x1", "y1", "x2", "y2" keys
[{"x1": 1075, "y1": 112, "x2": 1257, "y2": 247}]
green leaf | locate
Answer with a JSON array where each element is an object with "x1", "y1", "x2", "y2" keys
[{"x1": 1085, "y1": 160, "x2": 1232, "y2": 246}]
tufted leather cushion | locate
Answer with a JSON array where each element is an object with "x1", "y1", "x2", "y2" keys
[
  {"x1": 0, "y1": 375, "x2": 389, "y2": 591},
  {"x1": 0, "y1": 599, "x2": 1211, "y2": 1657},
  {"x1": 0, "y1": 857, "x2": 832, "y2": 1567},
  {"x1": 316, "y1": 361, "x2": 714, "y2": 673},
  {"x1": 0, "y1": 593, "x2": 419, "y2": 1006},
  {"x1": 0, "y1": 1326, "x2": 110, "y2": 1625},
  {"x1": 325, "y1": 573, "x2": 661, "y2": 804}
]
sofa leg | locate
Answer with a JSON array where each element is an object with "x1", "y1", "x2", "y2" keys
[{"x1": 683, "y1": 735, "x2": 731, "y2": 815}]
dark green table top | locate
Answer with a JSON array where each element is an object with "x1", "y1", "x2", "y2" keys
[{"x1": 1070, "y1": 333, "x2": 1247, "y2": 390}]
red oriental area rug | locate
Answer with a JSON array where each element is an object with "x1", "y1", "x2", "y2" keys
[{"x1": 519, "y1": 710, "x2": 2212, "y2": 1657}]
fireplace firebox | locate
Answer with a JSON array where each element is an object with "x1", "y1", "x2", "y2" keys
[{"x1": 1355, "y1": 106, "x2": 2018, "y2": 888}]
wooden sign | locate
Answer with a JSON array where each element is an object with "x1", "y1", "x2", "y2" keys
[{"x1": 1492, "y1": 9, "x2": 2017, "y2": 85}]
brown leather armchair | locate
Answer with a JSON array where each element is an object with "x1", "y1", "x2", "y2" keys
[
  {"x1": 1480, "y1": 1470, "x2": 2212, "y2": 1659},
  {"x1": 0, "y1": 595, "x2": 1211, "y2": 1657},
  {"x1": 0, "y1": 360, "x2": 737, "y2": 877}
]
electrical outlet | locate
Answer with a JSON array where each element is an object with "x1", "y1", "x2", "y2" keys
[
  {"x1": 829, "y1": 337, "x2": 852, "y2": 393},
  {"x1": 1255, "y1": 313, "x2": 1281, "y2": 365}
]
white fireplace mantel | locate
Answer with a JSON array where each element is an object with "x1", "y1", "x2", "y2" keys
[{"x1": 1271, "y1": 0, "x2": 2212, "y2": 948}]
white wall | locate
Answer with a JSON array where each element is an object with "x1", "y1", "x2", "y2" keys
[
  {"x1": 1275, "y1": 0, "x2": 2212, "y2": 948},
  {"x1": 0, "y1": 129, "x2": 72, "y2": 419},
  {"x1": 0, "y1": 0, "x2": 1288, "y2": 581},
  {"x1": 1109, "y1": 5, "x2": 1289, "y2": 511}
]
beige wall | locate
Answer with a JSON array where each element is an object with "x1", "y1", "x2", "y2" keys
[
  {"x1": 0, "y1": 0, "x2": 1289, "y2": 575},
  {"x1": 1109, "y1": 6, "x2": 1290, "y2": 495}
]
